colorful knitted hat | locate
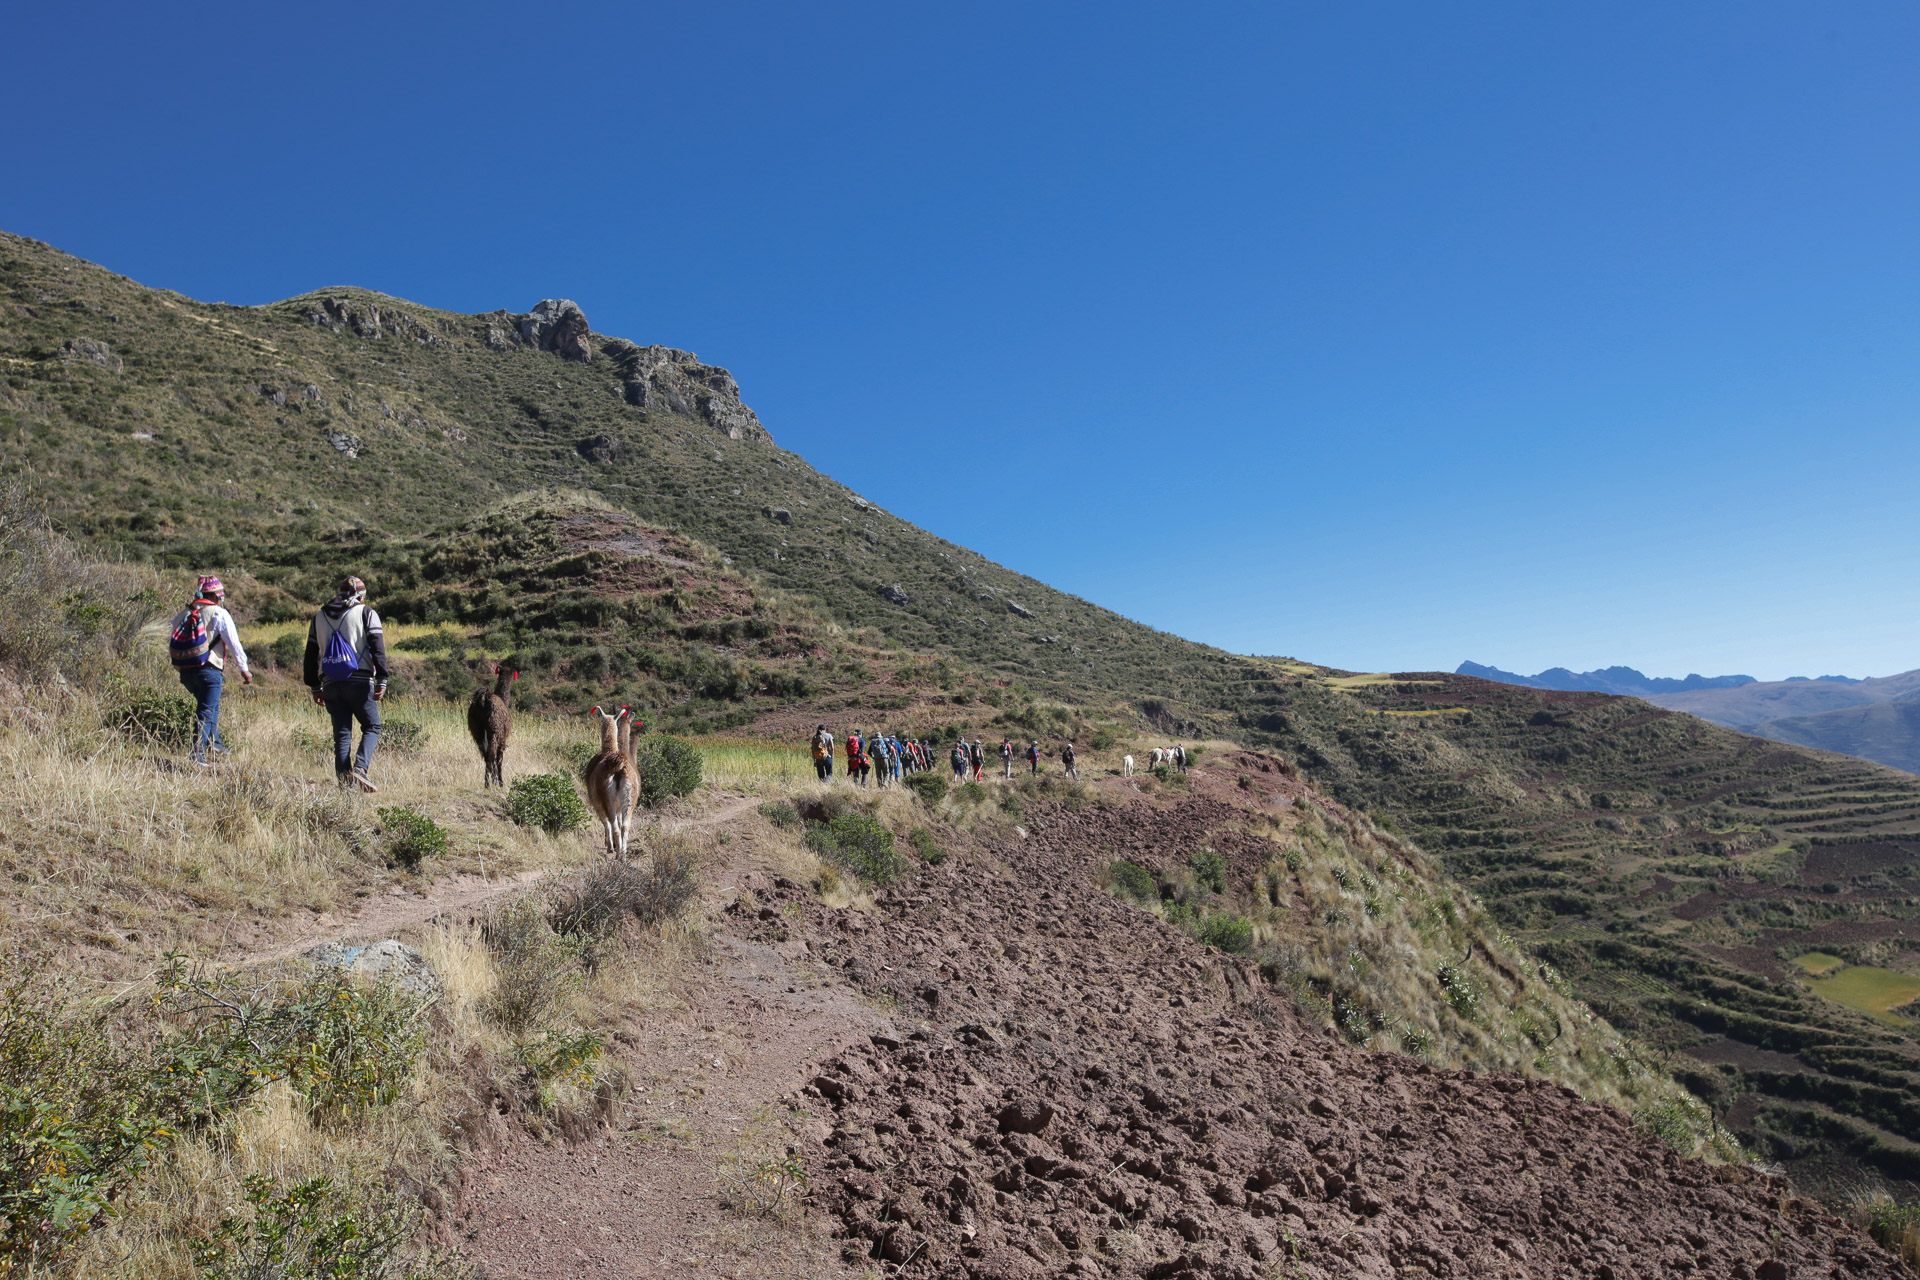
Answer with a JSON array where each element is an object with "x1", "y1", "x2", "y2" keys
[{"x1": 195, "y1": 575, "x2": 225, "y2": 599}]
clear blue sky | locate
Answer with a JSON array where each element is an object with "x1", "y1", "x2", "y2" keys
[{"x1": 8, "y1": 3, "x2": 1918, "y2": 680}]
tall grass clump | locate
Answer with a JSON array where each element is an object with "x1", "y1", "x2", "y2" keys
[
  {"x1": 0, "y1": 483, "x2": 159, "y2": 681},
  {"x1": 805, "y1": 812, "x2": 907, "y2": 886}
]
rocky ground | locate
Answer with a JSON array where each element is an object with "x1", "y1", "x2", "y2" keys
[
  {"x1": 720, "y1": 765, "x2": 1899, "y2": 1280},
  {"x1": 424, "y1": 760, "x2": 1900, "y2": 1279}
]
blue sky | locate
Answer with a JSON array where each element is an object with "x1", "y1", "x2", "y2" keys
[{"x1": 7, "y1": 2, "x2": 1918, "y2": 680}]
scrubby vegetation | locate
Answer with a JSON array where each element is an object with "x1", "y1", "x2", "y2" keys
[
  {"x1": 505, "y1": 772, "x2": 590, "y2": 833},
  {"x1": 805, "y1": 811, "x2": 907, "y2": 886}
]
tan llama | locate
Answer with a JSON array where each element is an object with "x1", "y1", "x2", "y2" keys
[{"x1": 583, "y1": 705, "x2": 640, "y2": 857}]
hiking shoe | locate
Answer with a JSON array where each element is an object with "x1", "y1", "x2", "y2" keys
[
  {"x1": 351, "y1": 770, "x2": 379, "y2": 793},
  {"x1": 189, "y1": 756, "x2": 213, "y2": 769}
]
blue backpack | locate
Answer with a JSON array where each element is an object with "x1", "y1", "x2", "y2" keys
[{"x1": 320, "y1": 607, "x2": 363, "y2": 681}]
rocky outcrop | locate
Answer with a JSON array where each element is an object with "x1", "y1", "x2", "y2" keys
[
  {"x1": 59, "y1": 338, "x2": 121, "y2": 372},
  {"x1": 880, "y1": 583, "x2": 910, "y2": 606},
  {"x1": 518, "y1": 299, "x2": 592, "y2": 362},
  {"x1": 577, "y1": 434, "x2": 620, "y2": 465},
  {"x1": 603, "y1": 339, "x2": 768, "y2": 441},
  {"x1": 304, "y1": 296, "x2": 441, "y2": 345}
]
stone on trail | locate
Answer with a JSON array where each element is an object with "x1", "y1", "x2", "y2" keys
[{"x1": 306, "y1": 939, "x2": 439, "y2": 993}]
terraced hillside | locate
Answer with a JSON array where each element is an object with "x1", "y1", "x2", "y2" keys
[
  {"x1": 1262, "y1": 668, "x2": 1920, "y2": 1193},
  {"x1": 11, "y1": 228, "x2": 1920, "y2": 1195}
]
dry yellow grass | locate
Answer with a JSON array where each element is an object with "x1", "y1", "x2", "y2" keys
[{"x1": 0, "y1": 677, "x2": 603, "y2": 966}]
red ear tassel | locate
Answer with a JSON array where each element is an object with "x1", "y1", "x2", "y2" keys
[{"x1": 512, "y1": 671, "x2": 519, "y2": 680}]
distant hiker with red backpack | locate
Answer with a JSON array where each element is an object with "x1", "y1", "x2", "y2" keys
[
  {"x1": 168, "y1": 575, "x2": 252, "y2": 767},
  {"x1": 846, "y1": 730, "x2": 866, "y2": 787},
  {"x1": 302, "y1": 575, "x2": 389, "y2": 792}
]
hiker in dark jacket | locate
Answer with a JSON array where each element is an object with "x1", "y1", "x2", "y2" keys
[
  {"x1": 1062, "y1": 741, "x2": 1078, "y2": 780},
  {"x1": 302, "y1": 575, "x2": 389, "y2": 791}
]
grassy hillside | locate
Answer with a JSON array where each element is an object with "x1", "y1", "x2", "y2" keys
[{"x1": 11, "y1": 228, "x2": 1920, "y2": 1196}]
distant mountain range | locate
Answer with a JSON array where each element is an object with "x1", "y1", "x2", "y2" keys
[
  {"x1": 1459, "y1": 661, "x2": 1920, "y2": 774},
  {"x1": 1456, "y1": 661, "x2": 1762, "y2": 697}
]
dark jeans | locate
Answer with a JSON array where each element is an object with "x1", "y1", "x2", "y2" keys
[
  {"x1": 177, "y1": 664, "x2": 224, "y2": 760},
  {"x1": 322, "y1": 679, "x2": 381, "y2": 779},
  {"x1": 814, "y1": 757, "x2": 831, "y2": 781}
]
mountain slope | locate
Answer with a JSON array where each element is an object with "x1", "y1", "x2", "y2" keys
[
  {"x1": 1647, "y1": 669, "x2": 1920, "y2": 733},
  {"x1": 16, "y1": 229, "x2": 1920, "y2": 1193},
  {"x1": 1763, "y1": 692, "x2": 1920, "y2": 776}
]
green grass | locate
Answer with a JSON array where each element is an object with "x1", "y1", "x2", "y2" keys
[
  {"x1": 1792, "y1": 951, "x2": 1847, "y2": 977},
  {"x1": 1805, "y1": 963, "x2": 1920, "y2": 1025}
]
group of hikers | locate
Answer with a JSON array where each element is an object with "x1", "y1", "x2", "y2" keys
[
  {"x1": 809, "y1": 724, "x2": 1081, "y2": 786},
  {"x1": 170, "y1": 574, "x2": 390, "y2": 790}
]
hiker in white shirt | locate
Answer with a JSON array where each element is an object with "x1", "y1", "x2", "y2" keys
[{"x1": 167, "y1": 574, "x2": 252, "y2": 767}]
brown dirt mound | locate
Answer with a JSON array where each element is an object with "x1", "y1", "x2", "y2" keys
[{"x1": 720, "y1": 787, "x2": 1894, "y2": 1279}]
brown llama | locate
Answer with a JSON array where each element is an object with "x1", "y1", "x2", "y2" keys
[
  {"x1": 583, "y1": 705, "x2": 639, "y2": 857},
  {"x1": 467, "y1": 666, "x2": 517, "y2": 787}
]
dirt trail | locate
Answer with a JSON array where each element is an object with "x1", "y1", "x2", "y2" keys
[
  {"x1": 225, "y1": 795, "x2": 763, "y2": 969},
  {"x1": 452, "y1": 813, "x2": 885, "y2": 1279}
]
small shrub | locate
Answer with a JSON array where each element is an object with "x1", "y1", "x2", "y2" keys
[
  {"x1": 377, "y1": 718, "x2": 429, "y2": 756},
  {"x1": 104, "y1": 682, "x2": 196, "y2": 748},
  {"x1": 1437, "y1": 960, "x2": 1482, "y2": 1020},
  {"x1": 1189, "y1": 848, "x2": 1226, "y2": 894},
  {"x1": 903, "y1": 772, "x2": 947, "y2": 806},
  {"x1": 634, "y1": 735, "x2": 703, "y2": 808},
  {"x1": 714, "y1": 1149, "x2": 808, "y2": 1221},
  {"x1": 1635, "y1": 1097, "x2": 1704, "y2": 1153},
  {"x1": 909, "y1": 826, "x2": 946, "y2": 866},
  {"x1": 193, "y1": 1173, "x2": 437, "y2": 1280},
  {"x1": 506, "y1": 772, "x2": 590, "y2": 834},
  {"x1": 549, "y1": 844, "x2": 700, "y2": 940},
  {"x1": 513, "y1": 1027, "x2": 605, "y2": 1096},
  {"x1": 955, "y1": 780, "x2": 986, "y2": 806},
  {"x1": 377, "y1": 806, "x2": 447, "y2": 870},
  {"x1": 1197, "y1": 913, "x2": 1254, "y2": 954},
  {"x1": 268, "y1": 632, "x2": 304, "y2": 671},
  {"x1": 1281, "y1": 848, "x2": 1304, "y2": 872},
  {"x1": 1109, "y1": 860, "x2": 1156, "y2": 902},
  {"x1": 757, "y1": 799, "x2": 800, "y2": 829},
  {"x1": 280, "y1": 971, "x2": 429, "y2": 1122},
  {"x1": 805, "y1": 812, "x2": 907, "y2": 886},
  {"x1": 480, "y1": 899, "x2": 581, "y2": 1033}
]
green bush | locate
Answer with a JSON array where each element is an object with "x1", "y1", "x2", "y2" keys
[
  {"x1": 1109, "y1": 860, "x2": 1156, "y2": 902},
  {"x1": 268, "y1": 632, "x2": 304, "y2": 671},
  {"x1": 955, "y1": 780, "x2": 986, "y2": 806},
  {"x1": 105, "y1": 682, "x2": 196, "y2": 748},
  {"x1": 279, "y1": 972, "x2": 429, "y2": 1122},
  {"x1": 903, "y1": 772, "x2": 947, "y2": 806},
  {"x1": 806, "y1": 812, "x2": 907, "y2": 886},
  {"x1": 376, "y1": 806, "x2": 447, "y2": 870},
  {"x1": 193, "y1": 1173, "x2": 438, "y2": 1280},
  {"x1": 909, "y1": 826, "x2": 946, "y2": 866},
  {"x1": 634, "y1": 735, "x2": 703, "y2": 808},
  {"x1": 1197, "y1": 913, "x2": 1254, "y2": 954},
  {"x1": 1189, "y1": 847, "x2": 1226, "y2": 894},
  {"x1": 757, "y1": 799, "x2": 800, "y2": 829},
  {"x1": 506, "y1": 773, "x2": 590, "y2": 834},
  {"x1": 0, "y1": 982, "x2": 181, "y2": 1269}
]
